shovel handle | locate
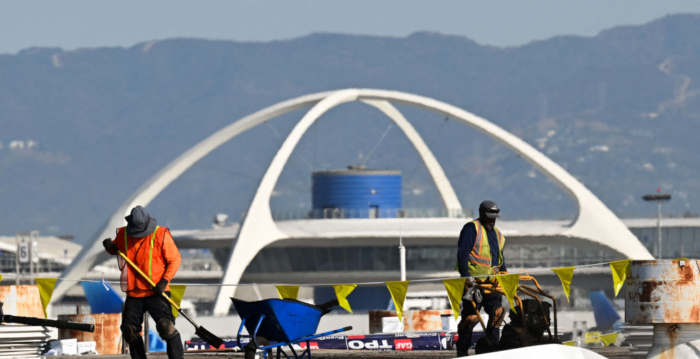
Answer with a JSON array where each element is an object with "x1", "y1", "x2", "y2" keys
[
  {"x1": 117, "y1": 251, "x2": 223, "y2": 348},
  {"x1": 469, "y1": 300, "x2": 488, "y2": 333},
  {"x1": 117, "y1": 250, "x2": 181, "y2": 311}
]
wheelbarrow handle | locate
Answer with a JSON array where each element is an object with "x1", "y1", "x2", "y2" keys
[{"x1": 252, "y1": 315, "x2": 265, "y2": 349}]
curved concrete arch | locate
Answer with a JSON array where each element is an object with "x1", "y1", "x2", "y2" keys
[
  {"x1": 361, "y1": 99, "x2": 462, "y2": 212},
  {"x1": 56, "y1": 88, "x2": 652, "y2": 310},
  {"x1": 53, "y1": 90, "x2": 463, "y2": 302},
  {"x1": 212, "y1": 90, "x2": 358, "y2": 313},
  {"x1": 210, "y1": 89, "x2": 652, "y2": 314},
  {"x1": 52, "y1": 91, "x2": 331, "y2": 301},
  {"x1": 353, "y1": 89, "x2": 651, "y2": 261}
]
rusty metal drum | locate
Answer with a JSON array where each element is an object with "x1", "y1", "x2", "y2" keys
[
  {"x1": 626, "y1": 259, "x2": 700, "y2": 324},
  {"x1": 57, "y1": 313, "x2": 122, "y2": 355}
]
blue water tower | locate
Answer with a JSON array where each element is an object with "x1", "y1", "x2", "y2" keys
[{"x1": 312, "y1": 166, "x2": 402, "y2": 218}]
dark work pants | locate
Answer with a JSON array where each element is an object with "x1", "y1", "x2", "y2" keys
[
  {"x1": 122, "y1": 293, "x2": 183, "y2": 359},
  {"x1": 456, "y1": 291, "x2": 502, "y2": 354}
]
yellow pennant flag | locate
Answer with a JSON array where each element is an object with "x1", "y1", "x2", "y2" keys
[
  {"x1": 168, "y1": 285, "x2": 187, "y2": 318},
  {"x1": 585, "y1": 331, "x2": 602, "y2": 344},
  {"x1": 601, "y1": 332, "x2": 619, "y2": 346},
  {"x1": 385, "y1": 281, "x2": 409, "y2": 322},
  {"x1": 442, "y1": 278, "x2": 467, "y2": 321},
  {"x1": 35, "y1": 278, "x2": 58, "y2": 319},
  {"x1": 497, "y1": 274, "x2": 520, "y2": 313},
  {"x1": 562, "y1": 341, "x2": 576, "y2": 346},
  {"x1": 0, "y1": 275, "x2": 3, "y2": 283},
  {"x1": 609, "y1": 259, "x2": 631, "y2": 297},
  {"x1": 332, "y1": 285, "x2": 357, "y2": 314},
  {"x1": 552, "y1": 267, "x2": 575, "y2": 302},
  {"x1": 276, "y1": 285, "x2": 300, "y2": 300}
]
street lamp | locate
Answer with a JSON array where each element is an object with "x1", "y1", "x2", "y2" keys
[{"x1": 642, "y1": 188, "x2": 671, "y2": 259}]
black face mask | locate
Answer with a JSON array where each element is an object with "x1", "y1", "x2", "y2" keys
[{"x1": 479, "y1": 215, "x2": 496, "y2": 230}]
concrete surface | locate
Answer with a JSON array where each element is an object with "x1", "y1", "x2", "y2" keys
[{"x1": 69, "y1": 346, "x2": 635, "y2": 359}]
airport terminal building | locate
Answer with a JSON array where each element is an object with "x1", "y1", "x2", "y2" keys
[{"x1": 36, "y1": 89, "x2": 697, "y2": 315}]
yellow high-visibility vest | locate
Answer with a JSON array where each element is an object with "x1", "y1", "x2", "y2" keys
[{"x1": 456, "y1": 219, "x2": 505, "y2": 277}]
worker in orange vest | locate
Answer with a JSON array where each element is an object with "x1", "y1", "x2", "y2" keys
[{"x1": 103, "y1": 206, "x2": 183, "y2": 359}]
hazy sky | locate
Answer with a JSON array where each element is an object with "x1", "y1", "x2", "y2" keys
[{"x1": 2, "y1": 0, "x2": 700, "y2": 54}]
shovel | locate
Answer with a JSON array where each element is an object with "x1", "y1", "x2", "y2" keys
[{"x1": 117, "y1": 250, "x2": 224, "y2": 348}]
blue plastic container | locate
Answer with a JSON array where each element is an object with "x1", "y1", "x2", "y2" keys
[{"x1": 312, "y1": 167, "x2": 401, "y2": 218}]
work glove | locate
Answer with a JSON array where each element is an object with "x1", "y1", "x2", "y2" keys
[
  {"x1": 102, "y1": 239, "x2": 117, "y2": 254},
  {"x1": 465, "y1": 276, "x2": 476, "y2": 287},
  {"x1": 463, "y1": 286, "x2": 483, "y2": 305},
  {"x1": 154, "y1": 279, "x2": 168, "y2": 296}
]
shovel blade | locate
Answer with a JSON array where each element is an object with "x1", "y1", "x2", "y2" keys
[{"x1": 195, "y1": 326, "x2": 224, "y2": 349}]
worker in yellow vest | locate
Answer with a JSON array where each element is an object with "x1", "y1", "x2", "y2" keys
[{"x1": 455, "y1": 200, "x2": 507, "y2": 356}]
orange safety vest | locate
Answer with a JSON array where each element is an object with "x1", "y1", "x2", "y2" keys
[
  {"x1": 457, "y1": 219, "x2": 506, "y2": 277},
  {"x1": 114, "y1": 226, "x2": 181, "y2": 297}
]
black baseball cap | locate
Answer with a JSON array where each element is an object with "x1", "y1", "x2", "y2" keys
[{"x1": 479, "y1": 200, "x2": 500, "y2": 219}]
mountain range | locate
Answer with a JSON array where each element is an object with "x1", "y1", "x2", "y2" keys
[{"x1": 1, "y1": 14, "x2": 699, "y2": 244}]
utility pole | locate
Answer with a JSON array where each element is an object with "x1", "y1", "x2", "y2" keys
[{"x1": 642, "y1": 188, "x2": 671, "y2": 259}]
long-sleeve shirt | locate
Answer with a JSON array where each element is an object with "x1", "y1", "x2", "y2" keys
[
  {"x1": 109, "y1": 226, "x2": 181, "y2": 297},
  {"x1": 457, "y1": 221, "x2": 507, "y2": 277}
]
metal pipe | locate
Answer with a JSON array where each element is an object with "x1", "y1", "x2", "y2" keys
[
  {"x1": 399, "y1": 220, "x2": 406, "y2": 281},
  {"x1": 657, "y1": 201, "x2": 662, "y2": 259},
  {"x1": 14, "y1": 236, "x2": 19, "y2": 286},
  {"x1": 144, "y1": 312, "x2": 149, "y2": 353},
  {"x1": 2, "y1": 313, "x2": 95, "y2": 332},
  {"x1": 399, "y1": 246, "x2": 406, "y2": 281}
]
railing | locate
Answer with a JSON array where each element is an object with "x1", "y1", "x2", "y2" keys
[
  {"x1": 271, "y1": 207, "x2": 473, "y2": 221},
  {"x1": 0, "y1": 251, "x2": 67, "y2": 275}
]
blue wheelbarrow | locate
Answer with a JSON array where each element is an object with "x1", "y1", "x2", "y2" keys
[{"x1": 231, "y1": 298, "x2": 352, "y2": 359}]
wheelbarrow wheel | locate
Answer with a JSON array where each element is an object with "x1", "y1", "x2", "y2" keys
[{"x1": 244, "y1": 336, "x2": 270, "y2": 359}]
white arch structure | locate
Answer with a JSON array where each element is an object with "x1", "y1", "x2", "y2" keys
[{"x1": 54, "y1": 89, "x2": 652, "y2": 313}]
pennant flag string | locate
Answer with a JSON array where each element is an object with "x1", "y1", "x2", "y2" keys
[
  {"x1": 276, "y1": 285, "x2": 300, "y2": 300},
  {"x1": 600, "y1": 332, "x2": 619, "y2": 346},
  {"x1": 333, "y1": 285, "x2": 357, "y2": 314},
  {"x1": 385, "y1": 281, "x2": 409, "y2": 322},
  {"x1": 22, "y1": 260, "x2": 635, "y2": 322},
  {"x1": 609, "y1": 259, "x2": 631, "y2": 297},
  {"x1": 497, "y1": 274, "x2": 520, "y2": 313},
  {"x1": 35, "y1": 278, "x2": 58, "y2": 319},
  {"x1": 168, "y1": 285, "x2": 187, "y2": 318},
  {"x1": 552, "y1": 267, "x2": 575, "y2": 302},
  {"x1": 442, "y1": 278, "x2": 466, "y2": 321},
  {"x1": 14, "y1": 259, "x2": 631, "y2": 296}
]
